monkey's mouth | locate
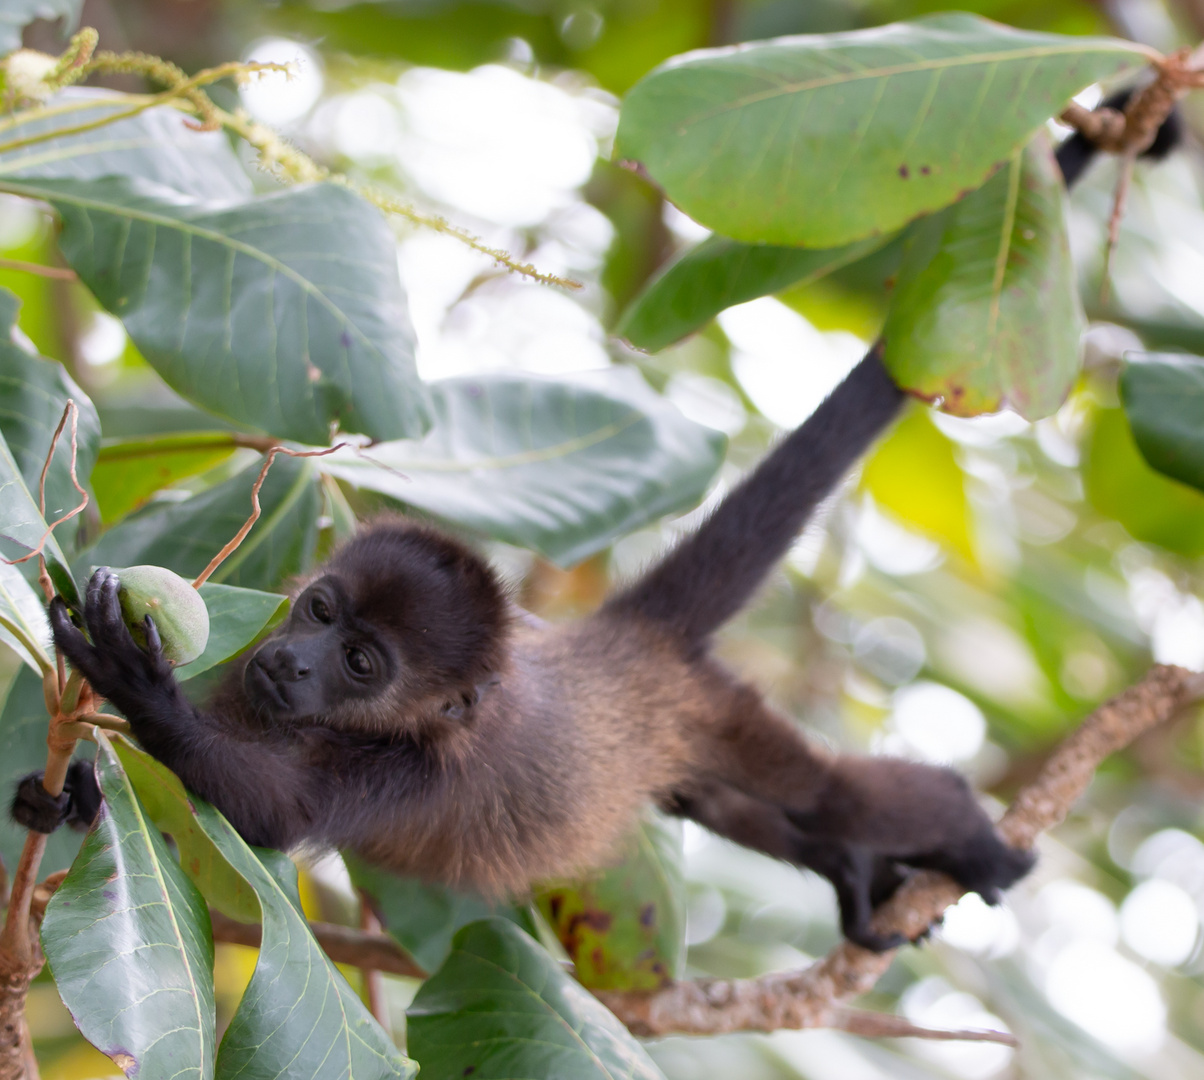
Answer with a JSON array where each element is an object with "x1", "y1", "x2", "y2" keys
[{"x1": 246, "y1": 657, "x2": 291, "y2": 713}]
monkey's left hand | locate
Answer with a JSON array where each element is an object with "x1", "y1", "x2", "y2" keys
[{"x1": 49, "y1": 567, "x2": 181, "y2": 722}]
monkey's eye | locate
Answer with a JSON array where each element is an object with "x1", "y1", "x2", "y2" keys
[
  {"x1": 346, "y1": 648, "x2": 372, "y2": 676},
  {"x1": 310, "y1": 596, "x2": 333, "y2": 623}
]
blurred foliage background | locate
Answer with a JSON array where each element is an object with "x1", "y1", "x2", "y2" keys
[{"x1": 12, "y1": 0, "x2": 1204, "y2": 1077}]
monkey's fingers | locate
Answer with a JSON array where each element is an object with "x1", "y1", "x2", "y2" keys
[
  {"x1": 84, "y1": 567, "x2": 131, "y2": 648},
  {"x1": 143, "y1": 615, "x2": 164, "y2": 661},
  {"x1": 50, "y1": 596, "x2": 101, "y2": 676}
]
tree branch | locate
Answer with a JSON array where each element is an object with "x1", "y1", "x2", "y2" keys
[
  {"x1": 1058, "y1": 48, "x2": 1204, "y2": 156},
  {"x1": 597, "y1": 664, "x2": 1204, "y2": 1038},
  {"x1": 207, "y1": 911, "x2": 427, "y2": 980}
]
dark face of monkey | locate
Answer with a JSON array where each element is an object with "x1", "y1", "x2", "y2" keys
[{"x1": 244, "y1": 520, "x2": 508, "y2": 725}]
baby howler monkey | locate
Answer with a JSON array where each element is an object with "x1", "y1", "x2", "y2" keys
[{"x1": 15, "y1": 87, "x2": 1181, "y2": 952}]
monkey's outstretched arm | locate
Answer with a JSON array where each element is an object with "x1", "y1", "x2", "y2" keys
[
  {"x1": 605, "y1": 343, "x2": 903, "y2": 646},
  {"x1": 665, "y1": 776, "x2": 908, "y2": 951},
  {"x1": 48, "y1": 568, "x2": 320, "y2": 849},
  {"x1": 695, "y1": 680, "x2": 1033, "y2": 905}
]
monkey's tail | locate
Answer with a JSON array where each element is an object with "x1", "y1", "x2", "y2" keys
[{"x1": 603, "y1": 343, "x2": 904, "y2": 646}]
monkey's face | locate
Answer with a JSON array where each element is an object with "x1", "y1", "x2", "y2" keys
[
  {"x1": 244, "y1": 577, "x2": 397, "y2": 722},
  {"x1": 242, "y1": 522, "x2": 509, "y2": 728}
]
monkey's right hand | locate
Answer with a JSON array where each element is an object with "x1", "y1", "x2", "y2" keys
[{"x1": 50, "y1": 567, "x2": 178, "y2": 719}]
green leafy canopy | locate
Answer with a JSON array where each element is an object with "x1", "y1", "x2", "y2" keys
[{"x1": 616, "y1": 13, "x2": 1145, "y2": 248}]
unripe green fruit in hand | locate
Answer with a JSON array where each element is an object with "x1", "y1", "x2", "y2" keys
[{"x1": 116, "y1": 565, "x2": 210, "y2": 665}]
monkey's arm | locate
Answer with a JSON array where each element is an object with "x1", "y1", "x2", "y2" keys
[
  {"x1": 48, "y1": 569, "x2": 323, "y2": 849},
  {"x1": 665, "y1": 777, "x2": 908, "y2": 951},
  {"x1": 696, "y1": 679, "x2": 1032, "y2": 904}
]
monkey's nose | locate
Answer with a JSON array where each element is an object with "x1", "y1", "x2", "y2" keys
[{"x1": 267, "y1": 646, "x2": 309, "y2": 681}]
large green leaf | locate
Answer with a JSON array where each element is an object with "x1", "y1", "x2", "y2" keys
[
  {"x1": 92, "y1": 432, "x2": 242, "y2": 523},
  {"x1": 111, "y1": 738, "x2": 417, "y2": 1078},
  {"x1": 615, "y1": 13, "x2": 1143, "y2": 247},
  {"x1": 536, "y1": 813, "x2": 685, "y2": 991},
  {"x1": 42, "y1": 733, "x2": 216, "y2": 1080},
  {"x1": 408, "y1": 918, "x2": 667, "y2": 1080},
  {"x1": 113, "y1": 739, "x2": 259, "y2": 922},
  {"x1": 0, "y1": 665, "x2": 93, "y2": 878},
  {"x1": 0, "y1": 89, "x2": 251, "y2": 200},
  {"x1": 323, "y1": 370, "x2": 725, "y2": 566},
  {"x1": 177, "y1": 583, "x2": 288, "y2": 682},
  {"x1": 0, "y1": 0, "x2": 81, "y2": 54},
  {"x1": 617, "y1": 232, "x2": 889, "y2": 352},
  {"x1": 882, "y1": 133, "x2": 1082, "y2": 419},
  {"x1": 0, "y1": 287, "x2": 99, "y2": 548},
  {"x1": 0, "y1": 175, "x2": 429, "y2": 445},
  {"x1": 348, "y1": 853, "x2": 528, "y2": 974},
  {"x1": 83, "y1": 454, "x2": 321, "y2": 593},
  {"x1": 1120, "y1": 354, "x2": 1204, "y2": 492}
]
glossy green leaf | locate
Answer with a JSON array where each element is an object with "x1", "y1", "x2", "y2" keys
[
  {"x1": 322, "y1": 369, "x2": 725, "y2": 566},
  {"x1": 0, "y1": 175, "x2": 428, "y2": 445},
  {"x1": 0, "y1": 1, "x2": 80, "y2": 54},
  {"x1": 42, "y1": 733, "x2": 216, "y2": 1080},
  {"x1": 536, "y1": 813, "x2": 685, "y2": 990},
  {"x1": 615, "y1": 13, "x2": 1143, "y2": 247},
  {"x1": 408, "y1": 918, "x2": 667, "y2": 1080},
  {"x1": 1084, "y1": 407, "x2": 1204, "y2": 558},
  {"x1": 1120, "y1": 353, "x2": 1204, "y2": 492},
  {"x1": 0, "y1": 665, "x2": 93, "y2": 878},
  {"x1": 882, "y1": 133, "x2": 1082, "y2": 419},
  {"x1": 92, "y1": 432, "x2": 241, "y2": 523},
  {"x1": 348, "y1": 853, "x2": 529, "y2": 974},
  {"x1": 83, "y1": 454, "x2": 321, "y2": 593},
  {"x1": 176, "y1": 583, "x2": 288, "y2": 682},
  {"x1": 0, "y1": 89, "x2": 251, "y2": 200},
  {"x1": 113, "y1": 738, "x2": 259, "y2": 922},
  {"x1": 0, "y1": 287, "x2": 99, "y2": 548},
  {"x1": 111, "y1": 738, "x2": 416, "y2": 1078},
  {"x1": 617, "y1": 232, "x2": 889, "y2": 352}
]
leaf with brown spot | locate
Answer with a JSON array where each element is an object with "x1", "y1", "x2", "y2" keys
[
  {"x1": 882, "y1": 131, "x2": 1082, "y2": 419},
  {"x1": 535, "y1": 811, "x2": 685, "y2": 991}
]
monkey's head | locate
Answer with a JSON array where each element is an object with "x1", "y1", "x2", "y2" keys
[{"x1": 243, "y1": 519, "x2": 509, "y2": 729}]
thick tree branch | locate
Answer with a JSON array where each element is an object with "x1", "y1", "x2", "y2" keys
[{"x1": 598, "y1": 664, "x2": 1204, "y2": 1038}]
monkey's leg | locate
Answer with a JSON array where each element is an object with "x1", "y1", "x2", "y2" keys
[
  {"x1": 699, "y1": 681, "x2": 1033, "y2": 902},
  {"x1": 664, "y1": 777, "x2": 908, "y2": 951}
]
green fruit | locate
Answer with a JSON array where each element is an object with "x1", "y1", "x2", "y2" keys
[{"x1": 116, "y1": 565, "x2": 210, "y2": 665}]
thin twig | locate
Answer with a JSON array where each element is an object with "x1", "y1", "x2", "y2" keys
[
  {"x1": 359, "y1": 892, "x2": 390, "y2": 1030},
  {"x1": 191, "y1": 445, "x2": 346, "y2": 588},
  {"x1": 832, "y1": 1007, "x2": 1017, "y2": 1046},
  {"x1": 0, "y1": 258, "x2": 75, "y2": 282},
  {"x1": 2, "y1": 401, "x2": 88, "y2": 571},
  {"x1": 1100, "y1": 151, "x2": 1136, "y2": 306}
]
